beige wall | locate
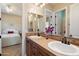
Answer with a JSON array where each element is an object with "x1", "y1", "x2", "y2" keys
[{"x1": 1, "y1": 13, "x2": 22, "y2": 33}]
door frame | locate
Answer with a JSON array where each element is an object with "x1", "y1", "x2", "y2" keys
[{"x1": 54, "y1": 7, "x2": 68, "y2": 36}]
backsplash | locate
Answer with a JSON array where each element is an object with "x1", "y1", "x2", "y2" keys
[{"x1": 26, "y1": 32, "x2": 79, "y2": 46}]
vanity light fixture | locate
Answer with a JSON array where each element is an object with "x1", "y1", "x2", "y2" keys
[
  {"x1": 35, "y1": 3, "x2": 45, "y2": 8},
  {"x1": 40, "y1": 3, "x2": 45, "y2": 8}
]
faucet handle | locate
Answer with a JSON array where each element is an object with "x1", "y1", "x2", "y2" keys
[
  {"x1": 61, "y1": 37, "x2": 66, "y2": 43},
  {"x1": 69, "y1": 35, "x2": 72, "y2": 37}
]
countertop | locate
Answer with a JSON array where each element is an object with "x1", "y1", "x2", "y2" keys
[
  {"x1": 27, "y1": 35, "x2": 79, "y2": 56},
  {"x1": 27, "y1": 36, "x2": 66, "y2": 56}
]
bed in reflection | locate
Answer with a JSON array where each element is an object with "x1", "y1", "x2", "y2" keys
[{"x1": 2, "y1": 28, "x2": 21, "y2": 47}]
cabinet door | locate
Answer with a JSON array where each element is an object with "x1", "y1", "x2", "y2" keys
[
  {"x1": 26, "y1": 39, "x2": 56, "y2": 56},
  {"x1": 37, "y1": 45, "x2": 55, "y2": 56},
  {"x1": 38, "y1": 49, "x2": 49, "y2": 56},
  {"x1": 26, "y1": 39, "x2": 38, "y2": 56},
  {"x1": 70, "y1": 4, "x2": 79, "y2": 38},
  {"x1": 38, "y1": 46, "x2": 49, "y2": 56},
  {"x1": 26, "y1": 39, "x2": 31, "y2": 56},
  {"x1": 30, "y1": 41, "x2": 38, "y2": 56}
]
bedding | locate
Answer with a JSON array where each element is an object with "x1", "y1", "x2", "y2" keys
[
  {"x1": 2, "y1": 34, "x2": 20, "y2": 38},
  {"x1": 2, "y1": 34, "x2": 21, "y2": 47},
  {"x1": 2, "y1": 28, "x2": 18, "y2": 34}
]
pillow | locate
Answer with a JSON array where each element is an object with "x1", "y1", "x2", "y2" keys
[
  {"x1": 8, "y1": 31, "x2": 14, "y2": 34},
  {"x1": 3, "y1": 28, "x2": 18, "y2": 34}
]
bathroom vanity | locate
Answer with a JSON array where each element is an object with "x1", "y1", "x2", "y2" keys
[
  {"x1": 26, "y1": 35, "x2": 79, "y2": 56},
  {"x1": 26, "y1": 36, "x2": 56, "y2": 56}
]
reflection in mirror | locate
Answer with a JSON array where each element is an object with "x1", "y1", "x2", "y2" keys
[
  {"x1": 45, "y1": 16, "x2": 54, "y2": 35},
  {"x1": 28, "y1": 13, "x2": 45, "y2": 33},
  {"x1": 1, "y1": 3, "x2": 22, "y2": 56},
  {"x1": 55, "y1": 9, "x2": 66, "y2": 36},
  {"x1": 28, "y1": 8, "x2": 67, "y2": 36}
]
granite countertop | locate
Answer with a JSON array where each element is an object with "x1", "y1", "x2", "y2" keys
[
  {"x1": 27, "y1": 35, "x2": 79, "y2": 56},
  {"x1": 27, "y1": 36, "x2": 66, "y2": 56}
]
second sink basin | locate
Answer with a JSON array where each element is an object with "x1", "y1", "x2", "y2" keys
[
  {"x1": 48, "y1": 41, "x2": 79, "y2": 56},
  {"x1": 29, "y1": 35, "x2": 42, "y2": 39}
]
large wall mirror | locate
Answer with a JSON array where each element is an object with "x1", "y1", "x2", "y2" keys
[
  {"x1": 27, "y1": 3, "x2": 79, "y2": 39},
  {"x1": 54, "y1": 4, "x2": 79, "y2": 39},
  {"x1": 28, "y1": 12, "x2": 45, "y2": 33}
]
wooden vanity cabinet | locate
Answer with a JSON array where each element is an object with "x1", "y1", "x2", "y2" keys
[
  {"x1": 26, "y1": 38, "x2": 56, "y2": 56},
  {"x1": 26, "y1": 38, "x2": 38, "y2": 56},
  {"x1": 26, "y1": 38, "x2": 31, "y2": 56}
]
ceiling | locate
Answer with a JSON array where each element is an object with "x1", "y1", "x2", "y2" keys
[
  {"x1": 0, "y1": 3, "x2": 22, "y2": 16},
  {"x1": 0, "y1": 3, "x2": 73, "y2": 16},
  {"x1": 24, "y1": 3, "x2": 73, "y2": 11},
  {"x1": 45, "y1": 3, "x2": 73, "y2": 11}
]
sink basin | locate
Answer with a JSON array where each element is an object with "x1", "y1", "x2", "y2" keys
[
  {"x1": 48, "y1": 41, "x2": 79, "y2": 56},
  {"x1": 29, "y1": 35, "x2": 42, "y2": 39}
]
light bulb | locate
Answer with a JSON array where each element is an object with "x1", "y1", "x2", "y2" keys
[
  {"x1": 40, "y1": 3, "x2": 45, "y2": 8},
  {"x1": 6, "y1": 6, "x2": 13, "y2": 13}
]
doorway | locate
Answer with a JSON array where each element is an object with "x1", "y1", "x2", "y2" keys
[
  {"x1": 55, "y1": 9, "x2": 66, "y2": 35},
  {"x1": 1, "y1": 3, "x2": 22, "y2": 56}
]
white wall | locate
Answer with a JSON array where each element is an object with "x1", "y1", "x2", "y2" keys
[
  {"x1": 0, "y1": 8, "x2": 2, "y2": 54},
  {"x1": 22, "y1": 4, "x2": 28, "y2": 56},
  {"x1": 70, "y1": 4, "x2": 79, "y2": 38}
]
